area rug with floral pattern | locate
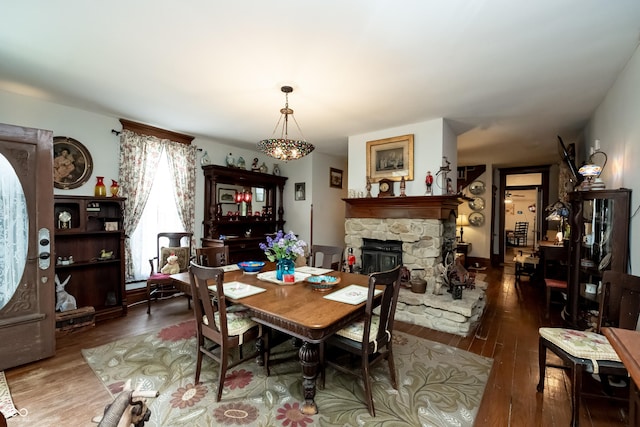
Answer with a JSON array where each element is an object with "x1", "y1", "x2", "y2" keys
[{"x1": 82, "y1": 320, "x2": 492, "y2": 427}]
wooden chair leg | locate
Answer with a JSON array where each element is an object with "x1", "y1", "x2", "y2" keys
[
  {"x1": 537, "y1": 338, "x2": 547, "y2": 392},
  {"x1": 146, "y1": 282, "x2": 152, "y2": 314},
  {"x1": 216, "y1": 355, "x2": 228, "y2": 402},
  {"x1": 545, "y1": 286, "x2": 551, "y2": 318},
  {"x1": 387, "y1": 348, "x2": 398, "y2": 390},
  {"x1": 570, "y1": 362, "x2": 582, "y2": 427},
  {"x1": 194, "y1": 343, "x2": 204, "y2": 384},
  {"x1": 361, "y1": 358, "x2": 375, "y2": 417}
]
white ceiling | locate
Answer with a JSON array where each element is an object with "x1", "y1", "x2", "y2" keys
[{"x1": 2, "y1": 1, "x2": 640, "y2": 167}]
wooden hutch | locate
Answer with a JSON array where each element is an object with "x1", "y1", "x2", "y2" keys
[{"x1": 201, "y1": 165, "x2": 288, "y2": 263}]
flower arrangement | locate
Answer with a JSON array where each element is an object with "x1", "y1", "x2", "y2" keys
[{"x1": 260, "y1": 230, "x2": 307, "y2": 261}]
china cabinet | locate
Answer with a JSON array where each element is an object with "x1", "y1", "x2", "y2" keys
[
  {"x1": 53, "y1": 196, "x2": 127, "y2": 321},
  {"x1": 566, "y1": 188, "x2": 630, "y2": 328},
  {"x1": 201, "y1": 165, "x2": 288, "y2": 264}
]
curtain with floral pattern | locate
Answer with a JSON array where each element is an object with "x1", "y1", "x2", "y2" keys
[{"x1": 118, "y1": 129, "x2": 196, "y2": 279}]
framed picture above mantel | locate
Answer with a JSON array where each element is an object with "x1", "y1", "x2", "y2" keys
[{"x1": 366, "y1": 134, "x2": 414, "y2": 182}]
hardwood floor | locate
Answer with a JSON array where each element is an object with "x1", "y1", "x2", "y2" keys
[{"x1": 5, "y1": 264, "x2": 630, "y2": 426}]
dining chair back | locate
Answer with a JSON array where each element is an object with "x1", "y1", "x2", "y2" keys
[
  {"x1": 310, "y1": 244, "x2": 344, "y2": 270},
  {"x1": 320, "y1": 265, "x2": 402, "y2": 416},
  {"x1": 189, "y1": 261, "x2": 269, "y2": 401},
  {"x1": 537, "y1": 270, "x2": 640, "y2": 426},
  {"x1": 195, "y1": 246, "x2": 230, "y2": 267},
  {"x1": 146, "y1": 232, "x2": 193, "y2": 314}
]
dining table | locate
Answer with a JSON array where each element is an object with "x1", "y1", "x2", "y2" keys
[{"x1": 171, "y1": 265, "x2": 376, "y2": 415}]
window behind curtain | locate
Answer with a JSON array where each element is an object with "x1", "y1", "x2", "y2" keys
[{"x1": 128, "y1": 150, "x2": 184, "y2": 283}]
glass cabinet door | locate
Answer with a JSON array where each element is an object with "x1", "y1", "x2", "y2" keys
[{"x1": 567, "y1": 189, "x2": 630, "y2": 328}]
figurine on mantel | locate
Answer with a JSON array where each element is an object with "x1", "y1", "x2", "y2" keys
[
  {"x1": 237, "y1": 156, "x2": 246, "y2": 170},
  {"x1": 251, "y1": 158, "x2": 260, "y2": 172},
  {"x1": 272, "y1": 164, "x2": 281, "y2": 176},
  {"x1": 400, "y1": 176, "x2": 406, "y2": 197},
  {"x1": 259, "y1": 162, "x2": 268, "y2": 174},
  {"x1": 226, "y1": 153, "x2": 235, "y2": 168},
  {"x1": 425, "y1": 171, "x2": 433, "y2": 195}
]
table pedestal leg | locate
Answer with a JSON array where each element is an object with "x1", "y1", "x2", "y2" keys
[{"x1": 299, "y1": 341, "x2": 319, "y2": 415}]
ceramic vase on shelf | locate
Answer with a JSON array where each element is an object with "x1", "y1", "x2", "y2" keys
[
  {"x1": 94, "y1": 176, "x2": 106, "y2": 197},
  {"x1": 110, "y1": 180, "x2": 120, "y2": 197},
  {"x1": 275, "y1": 258, "x2": 295, "y2": 281}
]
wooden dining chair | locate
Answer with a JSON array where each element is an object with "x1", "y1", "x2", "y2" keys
[
  {"x1": 537, "y1": 270, "x2": 640, "y2": 426},
  {"x1": 310, "y1": 244, "x2": 344, "y2": 270},
  {"x1": 189, "y1": 261, "x2": 270, "y2": 402},
  {"x1": 195, "y1": 246, "x2": 230, "y2": 267},
  {"x1": 147, "y1": 232, "x2": 193, "y2": 314},
  {"x1": 320, "y1": 265, "x2": 402, "y2": 416}
]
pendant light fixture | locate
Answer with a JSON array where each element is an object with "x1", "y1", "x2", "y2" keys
[{"x1": 257, "y1": 85, "x2": 315, "y2": 161}]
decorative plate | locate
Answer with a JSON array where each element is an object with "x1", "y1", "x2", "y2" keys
[
  {"x1": 469, "y1": 197, "x2": 485, "y2": 211},
  {"x1": 468, "y1": 212, "x2": 485, "y2": 226},
  {"x1": 53, "y1": 136, "x2": 93, "y2": 189},
  {"x1": 598, "y1": 253, "x2": 612, "y2": 271},
  {"x1": 469, "y1": 180, "x2": 486, "y2": 195}
]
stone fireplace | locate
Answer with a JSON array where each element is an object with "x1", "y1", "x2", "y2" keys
[
  {"x1": 343, "y1": 196, "x2": 487, "y2": 336},
  {"x1": 344, "y1": 195, "x2": 460, "y2": 285}
]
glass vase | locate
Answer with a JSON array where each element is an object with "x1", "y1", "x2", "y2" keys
[
  {"x1": 276, "y1": 258, "x2": 295, "y2": 281},
  {"x1": 94, "y1": 176, "x2": 106, "y2": 197}
]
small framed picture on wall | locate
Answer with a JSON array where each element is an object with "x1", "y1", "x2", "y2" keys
[
  {"x1": 330, "y1": 168, "x2": 343, "y2": 188},
  {"x1": 294, "y1": 182, "x2": 306, "y2": 201}
]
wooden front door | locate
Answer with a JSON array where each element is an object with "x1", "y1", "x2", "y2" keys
[{"x1": 0, "y1": 123, "x2": 55, "y2": 370}]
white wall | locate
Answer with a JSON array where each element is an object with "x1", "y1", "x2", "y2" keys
[
  {"x1": 0, "y1": 89, "x2": 347, "y2": 249},
  {"x1": 347, "y1": 118, "x2": 452, "y2": 196},
  {"x1": 585, "y1": 44, "x2": 640, "y2": 274}
]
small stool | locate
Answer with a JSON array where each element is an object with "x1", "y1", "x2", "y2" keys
[{"x1": 544, "y1": 278, "x2": 568, "y2": 318}]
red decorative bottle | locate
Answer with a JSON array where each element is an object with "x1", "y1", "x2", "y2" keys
[
  {"x1": 94, "y1": 176, "x2": 106, "y2": 197},
  {"x1": 110, "y1": 179, "x2": 120, "y2": 197}
]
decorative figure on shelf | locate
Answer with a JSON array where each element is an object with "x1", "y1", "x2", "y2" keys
[
  {"x1": 237, "y1": 156, "x2": 246, "y2": 170},
  {"x1": 425, "y1": 171, "x2": 433, "y2": 195},
  {"x1": 400, "y1": 176, "x2": 406, "y2": 197},
  {"x1": 259, "y1": 162, "x2": 268, "y2": 174},
  {"x1": 100, "y1": 249, "x2": 114, "y2": 260},
  {"x1": 55, "y1": 274, "x2": 77, "y2": 312},
  {"x1": 110, "y1": 180, "x2": 120, "y2": 197},
  {"x1": 447, "y1": 177, "x2": 455, "y2": 195},
  {"x1": 347, "y1": 248, "x2": 356, "y2": 273},
  {"x1": 273, "y1": 164, "x2": 281, "y2": 176},
  {"x1": 160, "y1": 254, "x2": 180, "y2": 275},
  {"x1": 200, "y1": 150, "x2": 211, "y2": 166},
  {"x1": 226, "y1": 153, "x2": 236, "y2": 168},
  {"x1": 366, "y1": 177, "x2": 372, "y2": 198},
  {"x1": 251, "y1": 158, "x2": 260, "y2": 172}
]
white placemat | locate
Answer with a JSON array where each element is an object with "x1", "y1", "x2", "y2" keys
[
  {"x1": 220, "y1": 264, "x2": 240, "y2": 272},
  {"x1": 208, "y1": 281, "x2": 266, "y2": 299},
  {"x1": 257, "y1": 270, "x2": 311, "y2": 285},
  {"x1": 323, "y1": 284, "x2": 382, "y2": 305},
  {"x1": 296, "y1": 266, "x2": 334, "y2": 275}
]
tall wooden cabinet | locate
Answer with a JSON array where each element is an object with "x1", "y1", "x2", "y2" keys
[
  {"x1": 53, "y1": 196, "x2": 127, "y2": 321},
  {"x1": 201, "y1": 165, "x2": 288, "y2": 264},
  {"x1": 566, "y1": 188, "x2": 631, "y2": 328}
]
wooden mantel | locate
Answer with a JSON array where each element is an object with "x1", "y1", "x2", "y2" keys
[{"x1": 343, "y1": 195, "x2": 465, "y2": 220}]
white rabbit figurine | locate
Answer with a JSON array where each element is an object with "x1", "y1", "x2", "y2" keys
[{"x1": 55, "y1": 274, "x2": 77, "y2": 312}]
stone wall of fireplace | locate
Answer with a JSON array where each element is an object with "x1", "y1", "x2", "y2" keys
[{"x1": 344, "y1": 216, "x2": 456, "y2": 289}]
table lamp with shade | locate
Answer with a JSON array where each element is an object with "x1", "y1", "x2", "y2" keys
[
  {"x1": 578, "y1": 141, "x2": 607, "y2": 190},
  {"x1": 456, "y1": 214, "x2": 469, "y2": 243}
]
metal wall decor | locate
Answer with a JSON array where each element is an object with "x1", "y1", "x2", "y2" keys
[
  {"x1": 469, "y1": 196, "x2": 485, "y2": 211},
  {"x1": 468, "y1": 212, "x2": 485, "y2": 227},
  {"x1": 469, "y1": 180, "x2": 486, "y2": 195}
]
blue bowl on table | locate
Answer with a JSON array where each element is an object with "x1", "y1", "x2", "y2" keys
[
  {"x1": 237, "y1": 261, "x2": 266, "y2": 274},
  {"x1": 305, "y1": 275, "x2": 341, "y2": 292}
]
